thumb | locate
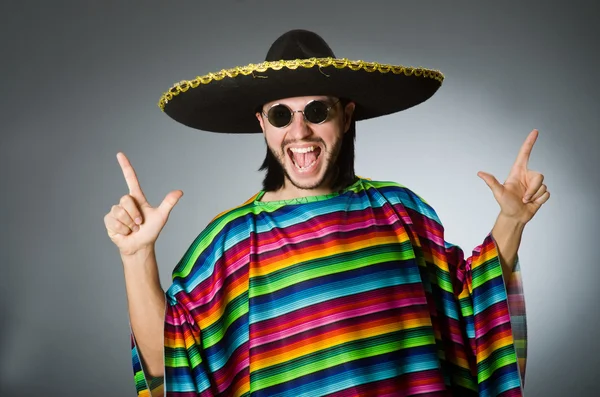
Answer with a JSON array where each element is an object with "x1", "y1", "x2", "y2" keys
[
  {"x1": 158, "y1": 190, "x2": 183, "y2": 216},
  {"x1": 477, "y1": 171, "x2": 503, "y2": 198}
]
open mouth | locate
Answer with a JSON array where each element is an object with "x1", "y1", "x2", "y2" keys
[{"x1": 288, "y1": 146, "x2": 322, "y2": 172}]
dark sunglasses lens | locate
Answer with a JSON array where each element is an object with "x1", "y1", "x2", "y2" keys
[
  {"x1": 268, "y1": 105, "x2": 292, "y2": 127},
  {"x1": 304, "y1": 101, "x2": 330, "y2": 123}
]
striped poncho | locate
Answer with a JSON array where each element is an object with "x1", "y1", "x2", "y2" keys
[{"x1": 131, "y1": 178, "x2": 527, "y2": 396}]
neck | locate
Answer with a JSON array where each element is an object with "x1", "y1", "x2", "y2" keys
[
  {"x1": 262, "y1": 172, "x2": 339, "y2": 202},
  {"x1": 278, "y1": 182, "x2": 335, "y2": 201}
]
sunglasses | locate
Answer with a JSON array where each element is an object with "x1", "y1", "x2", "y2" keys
[{"x1": 262, "y1": 99, "x2": 340, "y2": 128}]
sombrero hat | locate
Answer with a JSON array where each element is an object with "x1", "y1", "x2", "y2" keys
[{"x1": 158, "y1": 29, "x2": 444, "y2": 133}]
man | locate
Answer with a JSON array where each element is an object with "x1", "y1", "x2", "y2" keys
[{"x1": 104, "y1": 30, "x2": 548, "y2": 396}]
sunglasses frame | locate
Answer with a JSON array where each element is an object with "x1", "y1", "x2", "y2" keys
[{"x1": 262, "y1": 99, "x2": 341, "y2": 129}]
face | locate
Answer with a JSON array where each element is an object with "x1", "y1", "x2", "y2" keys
[{"x1": 256, "y1": 95, "x2": 355, "y2": 196}]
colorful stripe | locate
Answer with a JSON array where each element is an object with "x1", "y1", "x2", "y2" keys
[{"x1": 130, "y1": 178, "x2": 527, "y2": 396}]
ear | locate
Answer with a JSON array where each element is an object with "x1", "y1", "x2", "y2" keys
[
  {"x1": 343, "y1": 102, "x2": 355, "y2": 133},
  {"x1": 255, "y1": 112, "x2": 266, "y2": 135}
]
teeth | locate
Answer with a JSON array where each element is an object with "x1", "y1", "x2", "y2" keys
[{"x1": 289, "y1": 146, "x2": 315, "y2": 154}]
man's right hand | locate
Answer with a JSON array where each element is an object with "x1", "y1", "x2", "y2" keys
[{"x1": 104, "y1": 152, "x2": 183, "y2": 257}]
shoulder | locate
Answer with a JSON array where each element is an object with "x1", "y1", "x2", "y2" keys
[
  {"x1": 170, "y1": 193, "x2": 260, "y2": 280},
  {"x1": 358, "y1": 177, "x2": 442, "y2": 224},
  {"x1": 185, "y1": 192, "x2": 263, "y2": 256},
  {"x1": 203, "y1": 191, "x2": 262, "y2": 237}
]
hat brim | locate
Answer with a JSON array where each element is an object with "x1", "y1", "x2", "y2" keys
[{"x1": 159, "y1": 58, "x2": 444, "y2": 133}]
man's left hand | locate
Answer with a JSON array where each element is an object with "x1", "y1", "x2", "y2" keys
[{"x1": 477, "y1": 129, "x2": 550, "y2": 225}]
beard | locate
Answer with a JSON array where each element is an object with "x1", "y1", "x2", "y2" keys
[{"x1": 266, "y1": 136, "x2": 344, "y2": 191}]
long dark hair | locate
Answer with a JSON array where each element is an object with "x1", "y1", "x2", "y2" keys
[{"x1": 259, "y1": 99, "x2": 357, "y2": 192}]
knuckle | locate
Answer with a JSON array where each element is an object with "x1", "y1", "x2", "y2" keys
[
  {"x1": 112, "y1": 205, "x2": 125, "y2": 218},
  {"x1": 115, "y1": 207, "x2": 130, "y2": 221}
]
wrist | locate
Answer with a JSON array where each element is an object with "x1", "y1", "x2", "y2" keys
[
  {"x1": 496, "y1": 212, "x2": 527, "y2": 230},
  {"x1": 120, "y1": 245, "x2": 156, "y2": 263}
]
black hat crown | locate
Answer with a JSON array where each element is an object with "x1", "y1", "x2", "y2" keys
[{"x1": 265, "y1": 29, "x2": 336, "y2": 61}]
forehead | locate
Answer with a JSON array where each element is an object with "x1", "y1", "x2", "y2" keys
[{"x1": 263, "y1": 95, "x2": 335, "y2": 108}]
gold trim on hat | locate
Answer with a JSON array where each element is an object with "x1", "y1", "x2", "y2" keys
[{"x1": 158, "y1": 57, "x2": 444, "y2": 111}]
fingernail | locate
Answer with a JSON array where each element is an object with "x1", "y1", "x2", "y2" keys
[
  {"x1": 134, "y1": 217, "x2": 142, "y2": 225},
  {"x1": 133, "y1": 225, "x2": 140, "y2": 232}
]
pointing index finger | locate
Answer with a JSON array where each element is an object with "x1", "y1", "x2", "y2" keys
[
  {"x1": 116, "y1": 152, "x2": 147, "y2": 203},
  {"x1": 514, "y1": 129, "x2": 539, "y2": 169}
]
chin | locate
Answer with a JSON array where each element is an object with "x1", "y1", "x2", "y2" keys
[{"x1": 284, "y1": 162, "x2": 334, "y2": 191}]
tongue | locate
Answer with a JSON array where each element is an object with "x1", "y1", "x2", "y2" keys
[{"x1": 293, "y1": 151, "x2": 318, "y2": 168}]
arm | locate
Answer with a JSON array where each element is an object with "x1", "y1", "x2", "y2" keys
[
  {"x1": 103, "y1": 152, "x2": 182, "y2": 394},
  {"x1": 491, "y1": 213, "x2": 525, "y2": 283},
  {"x1": 475, "y1": 130, "x2": 549, "y2": 389},
  {"x1": 122, "y1": 246, "x2": 166, "y2": 378}
]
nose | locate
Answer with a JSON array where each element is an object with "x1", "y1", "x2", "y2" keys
[{"x1": 287, "y1": 110, "x2": 313, "y2": 139}]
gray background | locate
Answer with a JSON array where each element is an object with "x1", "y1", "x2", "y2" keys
[{"x1": 1, "y1": 1, "x2": 598, "y2": 396}]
